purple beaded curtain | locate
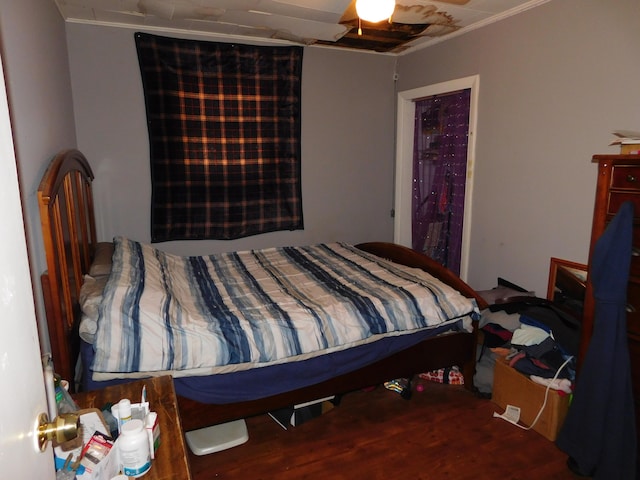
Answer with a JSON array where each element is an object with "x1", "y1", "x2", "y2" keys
[{"x1": 412, "y1": 89, "x2": 470, "y2": 275}]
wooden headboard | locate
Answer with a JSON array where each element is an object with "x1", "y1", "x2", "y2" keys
[{"x1": 38, "y1": 149, "x2": 96, "y2": 387}]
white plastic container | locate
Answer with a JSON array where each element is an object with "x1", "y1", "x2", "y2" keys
[
  {"x1": 118, "y1": 398, "x2": 132, "y2": 428},
  {"x1": 119, "y1": 419, "x2": 151, "y2": 478},
  {"x1": 145, "y1": 412, "x2": 160, "y2": 459}
]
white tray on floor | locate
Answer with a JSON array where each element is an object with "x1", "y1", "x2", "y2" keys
[{"x1": 185, "y1": 419, "x2": 249, "y2": 456}]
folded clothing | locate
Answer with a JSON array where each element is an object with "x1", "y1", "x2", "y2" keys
[
  {"x1": 530, "y1": 375, "x2": 572, "y2": 394},
  {"x1": 481, "y1": 323, "x2": 513, "y2": 348},
  {"x1": 509, "y1": 338, "x2": 574, "y2": 380},
  {"x1": 511, "y1": 323, "x2": 550, "y2": 347},
  {"x1": 519, "y1": 304, "x2": 580, "y2": 356},
  {"x1": 419, "y1": 366, "x2": 464, "y2": 385}
]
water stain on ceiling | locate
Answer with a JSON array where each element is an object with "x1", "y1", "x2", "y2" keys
[{"x1": 53, "y1": 0, "x2": 549, "y2": 54}]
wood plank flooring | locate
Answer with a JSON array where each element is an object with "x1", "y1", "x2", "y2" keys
[{"x1": 188, "y1": 382, "x2": 582, "y2": 479}]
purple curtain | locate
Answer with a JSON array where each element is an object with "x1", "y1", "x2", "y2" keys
[{"x1": 412, "y1": 89, "x2": 470, "y2": 275}]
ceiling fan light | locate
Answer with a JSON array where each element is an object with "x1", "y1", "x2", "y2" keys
[{"x1": 355, "y1": 0, "x2": 395, "y2": 23}]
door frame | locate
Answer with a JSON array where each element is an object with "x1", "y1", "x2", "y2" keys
[{"x1": 394, "y1": 75, "x2": 479, "y2": 281}]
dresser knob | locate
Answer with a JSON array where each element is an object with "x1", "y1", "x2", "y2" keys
[
  {"x1": 627, "y1": 174, "x2": 637, "y2": 183},
  {"x1": 627, "y1": 304, "x2": 637, "y2": 313}
]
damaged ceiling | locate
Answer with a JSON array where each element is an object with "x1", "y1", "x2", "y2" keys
[{"x1": 53, "y1": 0, "x2": 549, "y2": 54}]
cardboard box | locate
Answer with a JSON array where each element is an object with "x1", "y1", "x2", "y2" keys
[{"x1": 492, "y1": 357, "x2": 570, "y2": 441}]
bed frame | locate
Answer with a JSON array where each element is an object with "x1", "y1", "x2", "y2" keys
[{"x1": 38, "y1": 148, "x2": 488, "y2": 432}]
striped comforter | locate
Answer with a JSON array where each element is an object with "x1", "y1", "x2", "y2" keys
[{"x1": 91, "y1": 238, "x2": 479, "y2": 379}]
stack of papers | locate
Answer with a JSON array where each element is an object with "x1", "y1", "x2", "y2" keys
[{"x1": 610, "y1": 130, "x2": 640, "y2": 146}]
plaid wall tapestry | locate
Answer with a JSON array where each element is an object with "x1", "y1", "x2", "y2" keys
[{"x1": 135, "y1": 32, "x2": 304, "y2": 242}]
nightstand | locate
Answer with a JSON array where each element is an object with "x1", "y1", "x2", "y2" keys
[{"x1": 72, "y1": 375, "x2": 192, "y2": 480}]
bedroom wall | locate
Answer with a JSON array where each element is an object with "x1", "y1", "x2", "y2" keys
[
  {"x1": 398, "y1": 0, "x2": 640, "y2": 295},
  {"x1": 0, "y1": 0, "x2": 77, "y2": 353},
  {"x1": 65, "y1": 24, "x2": 397, "y2": 256}
]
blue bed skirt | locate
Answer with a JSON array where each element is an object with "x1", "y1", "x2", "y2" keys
[{"x1": 81, "y1": 321, "x2": 465, "y2": 404}]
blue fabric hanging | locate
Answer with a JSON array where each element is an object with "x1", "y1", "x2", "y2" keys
[{"x1": 556, "y1": 201, "x2": 636, "y2": 478}]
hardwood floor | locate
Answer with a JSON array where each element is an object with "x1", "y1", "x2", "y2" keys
[{"x1": 188, "y1": 382, "x2": 582, "y2": 479}]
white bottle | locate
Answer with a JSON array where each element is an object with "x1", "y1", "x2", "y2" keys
[
  {"x1": 119, "y1": 419, "x2": 151, "y2": 478},
  {"x1": 118, "y1": 398, "x2": 132, "y2": 429}
]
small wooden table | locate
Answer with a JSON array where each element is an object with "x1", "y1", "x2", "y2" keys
[{"x1": 72, "y1": 375, "x2": 192, "y2": 480}]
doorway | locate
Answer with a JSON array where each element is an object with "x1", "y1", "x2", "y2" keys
[{"x1": 394, "y1": 75, "x2": 479, "y2": 280}]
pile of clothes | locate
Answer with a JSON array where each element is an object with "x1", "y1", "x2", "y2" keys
[
  {"x1": 483, "y1": 302, "x2": 578, "y2": 388},
  {"x1": 474, "y1": 280, "x2": 581, "y2": 396}
]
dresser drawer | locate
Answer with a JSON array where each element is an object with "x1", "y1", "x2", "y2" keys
[
  {"x1": 612, "y1": 165, "x2": 640, "y2": 189},
  {"x1": 608, "y1": 191, "x2": 640, "y2": 217}
]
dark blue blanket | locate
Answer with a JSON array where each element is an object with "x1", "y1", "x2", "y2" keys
[{"x1": 556, "y1": 201, "x2": 637, "y2": 478}]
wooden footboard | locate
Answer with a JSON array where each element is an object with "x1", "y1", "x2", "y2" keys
[
  {"x1": 357, "y1": 241, "x2": 486, "y2": 390},
  {"x1": 355, "y1": 242, "x2": 487, "y2": 311}
]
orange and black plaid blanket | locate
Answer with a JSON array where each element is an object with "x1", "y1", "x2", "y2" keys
[{"x1": 135, "y1": 32, "x2": 304, "y2": 241}]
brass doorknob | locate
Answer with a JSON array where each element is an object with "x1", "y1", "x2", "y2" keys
[{"x1": 37, "y1": 412, "x2": 79, "y2": 451}]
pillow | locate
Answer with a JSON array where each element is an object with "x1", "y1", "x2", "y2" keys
[
  {"x1": 78, "y1": 274, "x2": 108, "y2": 343},
  {"x1": 89, "y1": 242, "x2": 114, "y2": 277}
]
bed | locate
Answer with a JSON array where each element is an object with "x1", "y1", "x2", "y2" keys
[{"x1": 37, "y1": 148, "x2": 488, "y2": 433}]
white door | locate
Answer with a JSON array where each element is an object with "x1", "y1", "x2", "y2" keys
[
  {"x1": 0, "y1": 54, "x2": 55, "y2": 477},
  {"x1": 394, "y1": 75, "x2": 479, "y2": 281}
]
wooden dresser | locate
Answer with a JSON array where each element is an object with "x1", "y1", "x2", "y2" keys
[{"x1": 581, "y1": 154, "x2": 640, "y2": 442}]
